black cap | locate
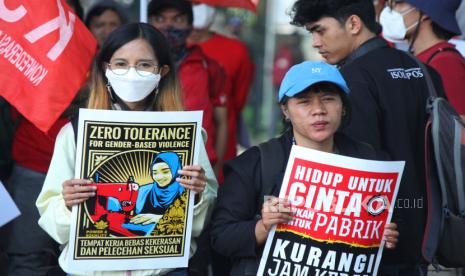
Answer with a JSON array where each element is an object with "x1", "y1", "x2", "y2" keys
[
  {"x1": 148, "y1": 0, "x2": 193, "y2": 25},
  {"x1": 405, "y1": 0, "x2": 461, "y2": 34}
]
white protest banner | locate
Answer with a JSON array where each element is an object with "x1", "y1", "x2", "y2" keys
[
  {"x1": 67, "y1": 109, "x2": 203, "y2": 272},
  {"x1": 258, "y1": 145, "x2": 405, "y2": 276}
]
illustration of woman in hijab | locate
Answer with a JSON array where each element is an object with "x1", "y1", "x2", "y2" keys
[{"x1": 123, "y1": 152, "x2": 185, "y2": 235}]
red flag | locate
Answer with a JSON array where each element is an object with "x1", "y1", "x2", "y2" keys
[
  {"x1": 0, "y1": 0, "x2": 97, "y2": 132},
  {"x1": 192, "y1": 0, "x2": 259, "y2": 12}
]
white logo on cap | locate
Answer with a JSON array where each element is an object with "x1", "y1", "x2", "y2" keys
[{"x1": 312, "y1": 68, "x2": 322, "y2": 73}]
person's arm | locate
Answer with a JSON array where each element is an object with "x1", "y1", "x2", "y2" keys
[
  {"x1": 232, "y1": 45, "x2": 254, "y2": 114},
  {"x1": 190, "y1": 133, "x2": 218, "y2": 239},
  {"x1": 205, "y1": 57, "x2": 230, "y2": 176},
  {"x1": 213, "y1": 106, "x2": 227, "y2": 175},
  {"x1": 35, "y1": 123, "x2": 76, "y2": 244},
  {"x1": 210, "y1": 148, "x2": 263, "y2": 258}
]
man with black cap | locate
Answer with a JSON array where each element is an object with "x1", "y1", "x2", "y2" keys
[
  {"x1": 148, "y1": 0, "x2": 229, "y2": 178},
  {"x1": 380, "y1": 0, "x2": 465, "y2": 120}
]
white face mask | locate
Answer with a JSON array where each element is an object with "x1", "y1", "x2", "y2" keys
[
  {"x1": 379, "y1": 6, "x2": 417, "y2": 43},
  {"x1": 193, "y1": 4, "x2": 216, "y2": 29},
  {"x1": 105, "y1": 68, "x2": 161, "y2": 103}
]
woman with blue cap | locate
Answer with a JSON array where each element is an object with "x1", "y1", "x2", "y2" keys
[{"x1": 210, "y1": 61, "x2": 399, "y2": 275}]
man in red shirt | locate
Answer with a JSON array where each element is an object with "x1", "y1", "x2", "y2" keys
[
  {"x1": 148, "y1": 0, "x2": 228, "y2": 176},
  {"x1": 380, "y1": 0, "x2": 465, "y2": 118},
  {"x1": 188, "y1": 3, "x2": 254, "y2": 162}
]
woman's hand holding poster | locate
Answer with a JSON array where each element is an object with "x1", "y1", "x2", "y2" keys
[
  {"x1": 258, "y1": 145, "x2": 405, "y2": 276},
  {"x1": 68, "y1": 109, "x2": 203, "y2": 272}
]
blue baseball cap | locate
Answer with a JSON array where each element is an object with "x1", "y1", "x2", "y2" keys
[
  {"x1": 278, "y1": 61, "x2": 349, "y2": 102},
  {"x1": 405, "y1": 0, "x2": 461, "y2": 35}
]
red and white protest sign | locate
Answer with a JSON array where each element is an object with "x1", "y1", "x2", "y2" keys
[
  {"x1": 258, "y1": 145, "x2": 405, "y2": 276},
  {"x1": 0, "y1": 0, "x2": 96, "y2": 132}
]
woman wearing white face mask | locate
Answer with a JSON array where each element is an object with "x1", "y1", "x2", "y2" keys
[
  {"x1": 94, "y1": 23, "x2": 177, "y2": 112},
  {"x1": 104, "y1": 61, "x2": 161, "y2": 104},
  {"x1": 36, "y1": 23, "x2": 218, "y2": 276}
]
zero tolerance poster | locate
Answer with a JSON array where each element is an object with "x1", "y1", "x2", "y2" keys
[
  {"x1": 258, "y1": 145, "x2": 405, "y2": 276},
  {"x1": 68, "y1": 108, "x2": 202, "y2": 272}
]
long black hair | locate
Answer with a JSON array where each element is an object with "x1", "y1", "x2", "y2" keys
[{"x1": 96, "y1": 22, "x2": 173, "y2": 78}]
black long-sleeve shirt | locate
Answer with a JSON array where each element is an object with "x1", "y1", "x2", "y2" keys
[{"x1": 211, "y1": 130, "x2": 380, "y2": 274}]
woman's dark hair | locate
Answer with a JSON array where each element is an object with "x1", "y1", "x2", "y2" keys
[
  {"x1": 87, "y1": 22, "x2": 183, "y2": 111},
  {"x1": 97, "y1": 22, "x2": 174, "y2": 88},
  {"x1": 291, "y1": 0, "x2": 381, "y2": 35},
  {"x1": 84, "y1": 5, "x2": 128, "y2": 27},
  {"x1": 280, "y1": 81, "x2": 351, "y2": 132}
]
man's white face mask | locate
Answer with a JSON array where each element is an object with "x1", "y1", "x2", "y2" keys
[
  {"x1": 193, "y1": 4, "x2": 216, "y2": 29},
  {"x1": 105, "y1": 68, "x2": 161, "y2": 103},
  {"x1": 379, "y1": 6, "x2": 417, "y2": 43}
]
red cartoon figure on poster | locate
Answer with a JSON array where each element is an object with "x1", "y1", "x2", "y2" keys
[{"x1": 88, "y1": 174, "x2": 140, "y2": 236}]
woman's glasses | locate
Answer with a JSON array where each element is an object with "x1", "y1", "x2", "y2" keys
[{"x1": 107, "y1": 61, "x2": 159, "y2": 77}]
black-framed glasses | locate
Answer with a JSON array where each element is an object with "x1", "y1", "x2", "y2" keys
[{"x1": 107, "y1": 61, "x2": 159, "y2": 77}]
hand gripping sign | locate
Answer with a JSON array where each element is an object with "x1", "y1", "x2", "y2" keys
[{"x1": 0, "y1": 0, "x2": 96, "y2": 132}]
